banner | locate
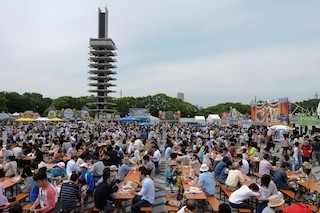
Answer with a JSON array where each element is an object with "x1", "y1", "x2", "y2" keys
[
  {"x1": 129, "y1": 108, "x2": 149, "y2": 116},
  {"x1": 297, "y1": 114, "x2": 320, "y2": 126},
  {"x1": 159, "y1": 111, "x2": 181, "y2": 120},
  {"x1": 251, "y1": 98, "x2": 289, "y2": 124}
]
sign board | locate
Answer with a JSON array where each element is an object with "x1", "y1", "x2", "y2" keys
[
  {"x1": 64, "y1": 108, "x2": 74, "y2": 119},
  {"x1": 297, "y1": 114, "x2": 320, "y2": 126},
  {"x1": 129, "y1": 108, "x2": 149, "y2": 116}
]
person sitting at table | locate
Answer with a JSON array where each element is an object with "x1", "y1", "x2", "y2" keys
[
  {"x1": 30, "y1": 172, "x2": 57, "y2": 213},
  {"x1": 66, "y1": 143, "x2": 76, "y2": 156},
  {"x1": 53, "y1": 148, "x2": 66, "y2": 163},
  {"x1": 228, "y1": 183, "x2": 260, "y2": 212},
  {"x1": 3, "y1": 155, "x2": 17, "y2": 177},
  {"x1": 59, "y1": 173, "x2": 81, "y2": 213},
  {"x1": 225, "y1": 162, "x2": 245, "y2": 191},
  {"x1": 8, "y1": 203, "x2": 23, "y2": 213},
  {"x1": 20, "y1": 164, "x2": 34, "y2": 193},
  {"x1": 32, "y1": 144, "x2": 44, "y2": 163},
  {"x1": 189, "y1": 154, "x2": 201, "y2": 176},
  {"x1": 94, "y1": 170, "x2": 118, "y2": 213},
  {"x1": 257, "y1": 174, "x2": 281, "y2": 213},
  {"x1": 165, "y1": 153, "x2": 178, "y2": 168},
  {"x1": 118, "y1": 157, "x2": 133, "y2": 181},
  {"x1": 222, "y1": 147, "x2": 233, "y2": 162},
  {"x1": 214, "y1": 156, "x2": 229, "y2": 178},
  {"x1": 218, "y1": 160, "x2": 232, "y2": 184},
  {"x1": 259, "y1": 154, "x2": 274, "y2": 176},
  {"x1": 238, "y1": 154, "x2": 250, "y2": 175},
  {"x1": 91, "y1": 155, "x2": 104, "y2": 181},
  {"x1": 142, "y1": 155, "x2": 155, "y2": 179},
  {"x1": 66, "y1": 155, "x2": 79, "y2": 177},
  {"x1": 177, "y1": 199, "x2": 198, "y2": 213},
  {"x1": 0, "y1": 182, "x2": 9, "y2": 207},
  {"x1": 198, "y1": 163, "x2": 215, "y2": 196},
  {"x1": 165, "y1": 160, "x2": 180, "y2": 187},
  {"x1": 79, "y1": 163, "x2": 95, "y2": 194},
  {"x1": 273, "y1": 162, "x2": 298, "y2": 192},
  {"x1": 50, "y1": 162, "x2": 67, "y2": 183},
  {"x1": 293, "y1": 161, "x2": 317, "y2": 182},
  {"x1": 130, "y1": 166, "x2": 155, "y2": 213},
  {"x1": 261, "y1": 194, "x2": 285, "y2": 213}
]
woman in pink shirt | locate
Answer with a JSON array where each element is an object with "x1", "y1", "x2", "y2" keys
[{"x1": 30, "y1": 173, "x2": 57, "y2": 213}]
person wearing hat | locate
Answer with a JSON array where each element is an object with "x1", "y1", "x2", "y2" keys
[
  {"x1": 50, "y1": 162, "x2": 67, "y2": 183},
  {"x1": 165, "y1": 160, "x2": 180, "y2": 187},
  {"x1": 261, "y1": 194, "x2": 285, "y2": 213},
  {"x1": 198, "y1": 163, "x2": 215, "y2": 196},
  {"x1": 293, "y1": 161, "x2": 317, "y2": 182},
  {"x1": 79, "y1": 163, "x2": 95, "y2": 194}
]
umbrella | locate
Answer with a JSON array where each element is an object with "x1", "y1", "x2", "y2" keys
[
  {"x1": 36, "y1": 117, "x2": 50, "y2": 122},
  {"x1": 16, "y1": 117, "x2": 35, "y2": 122},
  {"x1": 50, "y1": 117, "x2": 64, "y2": 122},
  {"x1": 269, "y1": 125, "x2": 292, "y2": 131}
]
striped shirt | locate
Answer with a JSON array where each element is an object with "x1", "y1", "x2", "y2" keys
[{"x1": 59, "y1": 182, "x2": 80, "y2": 211}]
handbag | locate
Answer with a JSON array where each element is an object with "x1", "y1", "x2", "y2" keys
[{"x1": 294, "y1": 186, "x2": 312, "y2": 203}]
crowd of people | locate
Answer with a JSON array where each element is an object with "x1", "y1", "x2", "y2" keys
[{"x1": 0, "y1": 121, "x2": 319, "y2": 213}]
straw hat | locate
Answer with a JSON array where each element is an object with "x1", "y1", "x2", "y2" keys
[
  {"x1": 302, "y1": 161, "x2": 311, "y2": 169},
  {"x1": 267, "y1": 194, "x2": 285, "y2": 208},
  {"x1": 170, "y1": 160, "x2": 178, "y2": 167},
  {"x1": 186, "y1": 147, "x2": 192, "y2": 152},
  {"x1": 200, "y1": 164, "x2": 209, "y2": 172}
]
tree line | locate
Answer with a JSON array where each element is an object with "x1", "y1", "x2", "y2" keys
[{"x1": 0, "y1": 91, "x2": 318, "y2": 118}]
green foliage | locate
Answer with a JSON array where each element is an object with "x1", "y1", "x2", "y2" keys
[
  {"x1": 198, "y1": 102, "x2": 250, "y2": 117},
  {"x1": 292, "y1": 98, "x2": 320, "y2": 113},
  {"x1": 114, "y1": 93, "x2": 199, "y2": 117}
]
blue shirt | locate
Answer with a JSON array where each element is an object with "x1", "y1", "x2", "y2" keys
[
  {"x1": 80, "y1": 170, "x2": 95, "y2": 193},
  {"x1": 214, "y1": 161, "x2": 226, "y2": 177},
  {"x1": 50, "y1": 167, "x2": 67, "y2": 178},
  {"x1": 198, "y1": 171, "x2": 215, "y2": 196},
  {"x1": 218, "y1": 167, "x2": 228, "y2": 184},
  {"x1": 165, "y1": 168, "x2": 177, "y2": 187},
  {"x1": 273, "y1": 168, "x2": 289, "y2": 190},
  {"x1": 138, "y1": 177, "x2": 155, "y2": 204},
  {"x1": 29, "y1": 181, "x2": 39, "y2": 202},
  {"x1": 118, "y1": 163, "x2": 131, "y2": 180}
]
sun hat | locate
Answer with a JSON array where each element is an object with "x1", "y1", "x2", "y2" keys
[
  {"x1": 79, "y1": 163, "x2": 88, "y2": 169},
  {"x1": 110, "y1": 165, "x2": 118, "y2": 171},
  {"x1": 38, "y1": 161, "x2": 47, "y2": 169},
  {"x1": 267, "y1": 194, "x2": 285, "y2": 207},
  {"x1": 170, "y1": 160, "x2": 178, "y2": 167},
  {"x1": 57, "y1": 162, "x2": 65, "y2": 169},
  {"x1": 199, "y1": 164, "x2": 209, "y2": 172},
  {"x1": 302, "y1": 161, "x2": 311, "y2": 169}
]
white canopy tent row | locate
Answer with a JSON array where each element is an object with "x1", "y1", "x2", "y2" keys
[
  {"x1": 194, "y1": 116, "x2": 206, "y2": 124},
  {"x1": 206, "y1": 114, "x2": 221, "y2": 125}
]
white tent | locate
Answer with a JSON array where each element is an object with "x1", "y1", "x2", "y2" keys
[
  {"x1": 148, "y1": 115, "x2": 160, "y2": 125},
  {"x1": 206, "y1": 114, "x2": 221, "y2": 124},
  {"x1": 194, "y1": 116, "x2": 206, "y2": 124}
]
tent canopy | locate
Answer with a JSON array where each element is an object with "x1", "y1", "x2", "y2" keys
[
  {"x1": 120, "y1": 116, "x2": 141, "y2": 121},
  {"x1": 207, "y1": 114, "x2": 221, "y2": 123}
]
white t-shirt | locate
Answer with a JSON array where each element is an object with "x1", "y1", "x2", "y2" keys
[
  {"x1": 229, "y1": 185, "x2": 260, "y2": 204},
  {"x1": 177, "y1": 206, "x2": 186, "y2": 213}
]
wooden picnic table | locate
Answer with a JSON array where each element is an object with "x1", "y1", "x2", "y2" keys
[
  {"x1": 3, "y1": 175, "x2": 21, "y2": 189},
  {"x1": 287, "y1": 171, "x2": 320, "y2": 194}
]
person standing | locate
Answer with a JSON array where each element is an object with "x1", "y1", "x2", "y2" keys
[
  {"x1": 130, "y1": 167, "x2": 155, "y2": 213},
  {"x1": 311, "y1": 135, "x2": 320, "y2": 167}
]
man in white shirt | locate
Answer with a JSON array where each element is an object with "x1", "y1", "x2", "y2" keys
[
  {"x1": 66, "y1": 155, "x2": 79, "y2": 177},
  {"x1": 152, "y1": 145, "x2": 161, "y2": 174},
  {"x1": 130, "y1": 166, "x2": 155, "y2": 213},
  {"x1": 229, "y1": 183, "x2": 260, "y2": 212},
  {"x1": 134, "y1": 137, "x2": 144, "y2": 151}
]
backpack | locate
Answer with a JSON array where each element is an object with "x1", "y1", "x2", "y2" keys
[{"x1": 283, "y1": 202, "x2": 312, "y2": 213}]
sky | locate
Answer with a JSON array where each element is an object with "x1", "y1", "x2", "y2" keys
[{"x1": 1, "y1": 0, "x2": 320, "y2": 107}]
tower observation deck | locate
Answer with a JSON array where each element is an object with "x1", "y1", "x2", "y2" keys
[{"x1": 88, "y1": 8, "x2": 117, "y2": 113}]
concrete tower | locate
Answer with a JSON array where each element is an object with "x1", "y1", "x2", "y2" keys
[{"x1": 88, "y1": 7, "x2": 117, "y2": 114}]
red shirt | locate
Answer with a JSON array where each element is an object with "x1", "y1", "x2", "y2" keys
[{"x1": 301, "y1": 144, "x2": 312, "y2": 158}]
